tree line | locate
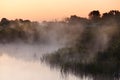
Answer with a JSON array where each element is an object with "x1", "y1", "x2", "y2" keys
[
  {"x1": 42, "y1": 10, "x2": 120, "y2": 78},
  {"x1": 0, "y1": 10, "x2": 120, "y2": 44}
]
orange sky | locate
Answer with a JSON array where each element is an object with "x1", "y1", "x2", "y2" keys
[{"x1": 0, "y1": 0, "x2": 120, "y2": 21}]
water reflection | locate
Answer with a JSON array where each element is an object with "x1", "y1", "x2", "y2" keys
[
  {"x1": 0, "y1": 43, "x2": 117, "y2": 80},
  {"x1": 0, "y1": 54, "x2": 114, "y2": 80},
  {"x1": 0, "y1": 54, "x2": 82, "y2": 80},
  {"x1": 0, "y1": 43, "x2": 82, "y2": 80}
]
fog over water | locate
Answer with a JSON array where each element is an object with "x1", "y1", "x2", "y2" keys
[
  {"x1": 0, "y1": 10, "x2": 120, "y2": 80},
  {"x1": 0, "y1": 43, "x2": 62, "y2": 61},
  {"x1": 0, "y1": 43, "x2": 89, "y2": 80}
]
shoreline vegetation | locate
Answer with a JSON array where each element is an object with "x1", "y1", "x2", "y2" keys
[
  {"x1": 42, "y1": 10, "x2": 120, "y2": 79},
  {"x1": 1, "y1": 10, "x2": 120, "y2": 79}
]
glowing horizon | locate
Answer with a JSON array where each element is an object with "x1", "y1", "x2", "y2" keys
[{"x1": 0, "y1": 0, "x2": 120, "y2": 21}]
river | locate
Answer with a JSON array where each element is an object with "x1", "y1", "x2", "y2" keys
[
  {"x1": 0, "y1": 43, "x2": 90, "y2": 80},
  {"x1": 0, "y1": 43, "x2": 115, "y2": 80}
]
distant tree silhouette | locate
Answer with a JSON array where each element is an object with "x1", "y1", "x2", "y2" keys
[
  {"x1": 19, "y1": 19, "x2": 24, "y2": 22},
  {"x1": 102, "y1": 13, "x2": 109, "y2": 19},
  {"x1": 102, "y1": 10, "x2": 120, "y2": 19},
  {"x1": 109, "y1": 10, "x2": 120, "y2": 16},
  {"x1": 68, "y1": 15, "x2": 89, "y2": 25},
  {"x1": 0, "y1": 18, "x2": 10, "y2": 27},
  {"x1": 68, "y1": 15, "x2": 81, "y2": 23},
  {"x1": 89, "y1": 10, "x2": 101, "y2": 21}
]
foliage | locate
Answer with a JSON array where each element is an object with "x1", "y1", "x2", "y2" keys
[{"x1": 43, "y1": 10, "x2": 120, "y2": 78}]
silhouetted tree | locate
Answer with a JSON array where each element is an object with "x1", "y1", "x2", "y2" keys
[
  {"x1": 0, "y1": 18, "x2": 10, "y2": 27},
  {"x1": 102, "y1": 10, "x2": 120, "y2": 19},
  {"x1": 68, "y1": 15, "x2": 81, "y2": 24},
  {"x1": 89, "y1": 10, "x2": 101, "y2": 21},
  {"x1": 109, "y1": 10, "x2": 120, "y2": 16},
  {"x1": 68, "y1": 15, "x2": 89, "y2": 25},
  {"x1": 23, "y1": 20, "x2": 31, "y2": 23},
  {"x1": 102, "y1": 10, "x2": 120, "y2": 26},
  {"x1": 102, "y1": 13, "x2": 109, "y2": 19}
]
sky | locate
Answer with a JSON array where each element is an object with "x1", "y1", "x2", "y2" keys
[{"x1": 0, "y1": 0, "x2": 120, "y2": 21}]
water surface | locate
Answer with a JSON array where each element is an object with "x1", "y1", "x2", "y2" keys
[{"x1": 0, "y1": 43, "x2": 83, "y2": 80}]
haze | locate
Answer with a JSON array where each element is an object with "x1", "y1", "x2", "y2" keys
[{"x1": 0, "y1": 0, "x2": 120, "y2": 21}]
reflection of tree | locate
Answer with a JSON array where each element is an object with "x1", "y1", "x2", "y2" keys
[{"x1": 92, "y1": 75, "x2": 115, "y2": 80}]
